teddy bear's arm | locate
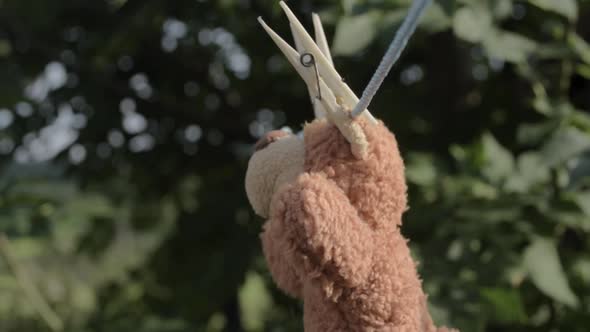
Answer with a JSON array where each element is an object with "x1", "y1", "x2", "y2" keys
[
  {"x1": 260, "y1": 215, "x2": 303, "y2": 298},
  {"x1": 273, "y1": 173, "x2": 374, "y2": 288}
]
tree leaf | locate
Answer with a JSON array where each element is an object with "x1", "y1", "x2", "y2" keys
[
  {"x1": 572, "y1": 191, "x2": 590, "y2": 217},
  {"x1": 483, "y1": 30, "x2": 537, "y2": 63},
  {"x1": 332, "y1": 11, "x2": 380, "y2": 56},
  {"x1": 517, "y1": 121, "x2": 558, "y2": 145},
  {"x1": 406, "y1": 153, "x2": 438, "y2": 186},
  {"x1": 541, "y1": 126, "x2": 590, "y2": 167},
  {"x1": 573, "y1": 258, "x2": 590, "y2": 284},
  {"x1": 481, "y1": 287, "x2": 527, "y2": 323},
  {"x1": 491, "y1": 0, "x2": 513, "y2": 19},
  {"x1": 481, "y1": 133, "x2": 514, "y2": 183},
  {"x1": 238, "y1": 272, "x2": 273, "y2": 330},
  {"x1": 420, "y1": 2, "x2": 452, "y2": 33},
  {"x1": 568, "y1": 152, "x2": 590, "y2": 188},
  {"x1": 568, "y1": 33, "x2": 590, "y2": 65},
  {"x1": 505, "y1": 152, "x2": 550, "y2": 193},
  {"x1": 341, "y1": 0, "x2": 359, "y2": 15},
  {"x1": 453, "y1": 6, "x2": 492, "y2": 43},
  {"x1": 577, "y1": 64, "x2": 590, "y2": 79},
  {"x1": 523, "y1": 237, "x2": 579, "y2": 308},
  {"x1": 528, "y1": 0, "x2": 578, "y2": 21}
]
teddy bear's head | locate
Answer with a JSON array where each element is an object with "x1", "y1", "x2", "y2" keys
[
  {"x1": 245, "y1": 117, "x2": 407, "y2": 229},
  {"x1": 245, "y1": 130, "x2": 304, "y2": 218}
]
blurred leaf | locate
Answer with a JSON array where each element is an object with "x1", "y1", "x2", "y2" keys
[
  {"x1": 51, "y1": 194, "x2": 114, "y2": 253},
  {"x1": 541, "y1": 126, "x2": 590, "y2": 167},
  {"x1": 70, "y1": 282, "x2": 97, "y2": 313},
  {"x1": 453, "y1": 6, "x2": 492, "y2": 43},
  {"x1": 528, "y1": 0, "x2": 578, "y2": 21},
  {"x1": 573, "y1": 258, "x2": 590, "y2": 283},
  {"x1": 491, "y1": 0, "x2": 513, "y2": 19},
  {"x1": 333, "y1": 11, "x2": 381, "y2": 55},
  {"x1": 568, "y1": 152, "x2": 590, "y2": 188},
  {"x1": 480, "y1": 287, "x2": 527, "y2": 323},
  {"x1": 483, "y1": 30, "x2": 537, "y2": 63},
  {"x1": 428, "y1": 301, "x2": 452, "y2": 328},
  {"x1": 517, "y1": 121, "x2": 559, "y2": 145},
  {"x1": 577, "y1": 64, "x2": 590, "y2": 79},
  {"x1": 550, "y1": 211, "x2": 589, "y2": 231},
  {"x1": 572, "y1": 191, "x2": 590, "y2": 217},
  {"x1": 569, "y1": 110, "x2": 590, "y2": 133},
  {"x1": 481, "y1": 133, "x2": 514, "y2": 183},
  {"x1": 420, "y1": 2, "x2": 452, "y2": 32},
  {"x1": 523, "y1": 237, "x2": 579, "y2": 308},
  {"x1": 568, "y1": 34, "x2": 590, "y2": 65},
  {"x1": 533, "y1": 42, "x2": 571, "y2": 60},
  {"x1": 406, "y1": 153, "x2": 438, "y2": 186},
  {"x1": 341, "y1": 0, "x2": 359, "y2": 15},
  {"x1": 9, "y1": 238, "x2": 46, "y2": 259},
  {"x1": 505, "y1": 153, "x2": 550, "y2": 192},
  {"x1": 238, "y1": 271, "x2": 273, "y2": 331}
]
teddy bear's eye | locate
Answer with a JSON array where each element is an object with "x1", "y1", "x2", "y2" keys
[{"x1": 254, "y1": 130, "x2": 291, "y2": 151}]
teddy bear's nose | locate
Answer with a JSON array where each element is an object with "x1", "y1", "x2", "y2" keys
[{"x1": 254, "y1": 130, "x2": 290, "y2": 152}]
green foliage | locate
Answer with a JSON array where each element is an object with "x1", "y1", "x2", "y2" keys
[
  {"x1": 333, "y1": 11, "x2": 382, "y2": 55},
  {"x1": 0, "y1": 0, "x2": 589, "y2": 331},
  {"x1": 528, "y1": 0, "x2": 578, "y2": 21},
  {"x1": 523, "y1": 237, "x2": 578, "y2": 308}
]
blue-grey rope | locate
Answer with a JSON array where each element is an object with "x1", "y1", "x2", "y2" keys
[{"x1": 351, "y1": 0, "x2": 431, "y2": 118}]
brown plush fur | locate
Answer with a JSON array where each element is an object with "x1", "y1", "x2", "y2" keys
[{"x1": 260, "y1": 118, "x2": 455, "y2": 331}]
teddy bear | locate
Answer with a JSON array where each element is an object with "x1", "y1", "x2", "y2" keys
[
  {"x1": 245, "y1": 3, "x2": 456, "y2": 331},
  {"x1": 245, "y1": 117, "x2": 455, "y2": 332}
]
